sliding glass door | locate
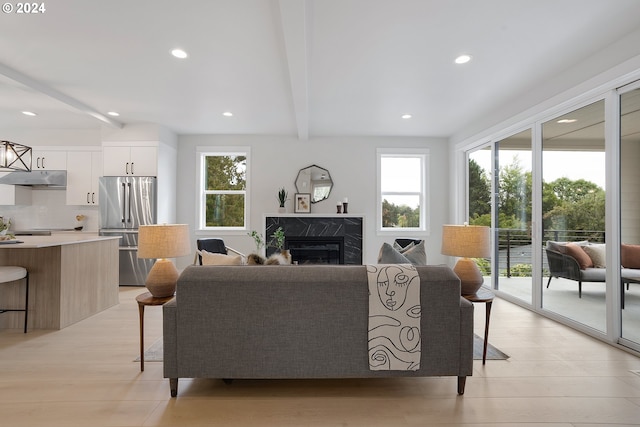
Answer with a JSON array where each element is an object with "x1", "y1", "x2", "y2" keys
[
  {"x1": 541, "y1": 100, "x2": 606, "y2": 331},
  {"x1": 619, "y1": 85, "x2": 640, "y2": 348}
]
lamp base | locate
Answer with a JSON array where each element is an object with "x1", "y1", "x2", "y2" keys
[
  {"x1": 453, "y1": 257, "x2": 484, "y2": 296},
  {"x1": 145, "y1": 258, "x2": 179, "y2": 298}
]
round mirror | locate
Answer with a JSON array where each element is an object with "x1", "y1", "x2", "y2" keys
[{"x1": 295, "y1": 165, "x2": 333, "y2": 203}]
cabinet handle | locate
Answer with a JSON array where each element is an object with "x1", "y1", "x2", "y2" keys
[
  {"x1": 125, "y1": 162, "x2": 130, "y2": 174},
  {"x1": 87, "y1": 193, "x2": 90, "y2": 204},
  {"x1": 41, "y1": 157, "x2": 45, "y2": 169},
  {"x1": 36, "y1": 157, "x2": 40, "y2": 168},
  {"x1": 131, "y1": 162, "x2": 134, "y2": 175},
  {"x1": 92, "y1": 192, "x2": 95, "y2": 204}
]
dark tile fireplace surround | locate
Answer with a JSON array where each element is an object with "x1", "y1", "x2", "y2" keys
[{"x1": 265, "y1": 216, "x2": 363, "y2": 264}]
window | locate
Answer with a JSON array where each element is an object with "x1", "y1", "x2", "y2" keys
[
  {"x1": 377, "y1": 148, "x2": 429, "y2": 233},
  {"x1": 197, "y1": 147, "x2": 249, "y2": 230}
]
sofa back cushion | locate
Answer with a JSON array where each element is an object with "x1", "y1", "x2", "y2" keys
[{"x1": 582, "y1": 244, "x2": 606, "y2": 268}]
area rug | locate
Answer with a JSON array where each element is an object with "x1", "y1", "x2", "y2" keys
[
  {"x1": 134, "y1": 338, "x2": 163, "y2": 362},
  {"x1": 473, "y1": 333, "x2": 509, "y2": 360},
  {"x1": 136, "y1": 335, "x2": 509, "y2": 362}
]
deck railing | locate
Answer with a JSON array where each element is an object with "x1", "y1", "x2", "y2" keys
[{"x1": 495, "y1": 228, "x2": 605, "y2": 277}]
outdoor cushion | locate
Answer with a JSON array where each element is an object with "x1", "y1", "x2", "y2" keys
[
  {"x1": 583, "y1": 244, "x2": 606, "y2": 268},
  {"x1": 621, "y1": 244, "x2": 640, "y2": 268},
  {"x1": 564, "y1": 242, "x2": 593, "y2": 269}
]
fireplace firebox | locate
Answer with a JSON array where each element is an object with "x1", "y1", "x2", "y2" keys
[{"x1": 285, "y1": 236, "x2": 344, "y2": 264}]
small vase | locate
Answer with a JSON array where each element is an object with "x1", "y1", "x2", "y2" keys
[{"x1": 278, "y1": 206, "x2": 286, "y2": 214}]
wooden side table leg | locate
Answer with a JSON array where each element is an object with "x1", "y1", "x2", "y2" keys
[
  {"x1": 138, "y1": 302, "x2": 145, "y2": 372},
  {"x1": 482, "y1": 300, "x2": 492, "y2": 365}
]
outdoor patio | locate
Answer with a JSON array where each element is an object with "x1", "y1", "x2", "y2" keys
[{"x1": 495, "y1": 275, "x2": 640, "y2": 345}]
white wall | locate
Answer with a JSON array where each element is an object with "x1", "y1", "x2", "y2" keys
[{"x1": 175, "y1": 134, "x2": 450, "y2": 268}]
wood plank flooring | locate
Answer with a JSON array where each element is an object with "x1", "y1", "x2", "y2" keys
[{"x1": 1, "y1": 286, "x2": 640, "y2": 426}]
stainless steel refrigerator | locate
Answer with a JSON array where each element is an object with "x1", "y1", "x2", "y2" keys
[{"x1": 99, "y1": 176, "x2": 157, "y2": 286}]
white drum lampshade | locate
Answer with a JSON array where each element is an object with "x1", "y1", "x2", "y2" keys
[
  {"x1": 138, "y1": 224, "x2": 191, "y2": 297},
  {"x1": 441, "y1": 224, "x2": 491, "y2": 296}
]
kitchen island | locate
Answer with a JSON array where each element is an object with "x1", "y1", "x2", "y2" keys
[{"x1": 0, "y1": 234, "x2": 120, "y2": 330}]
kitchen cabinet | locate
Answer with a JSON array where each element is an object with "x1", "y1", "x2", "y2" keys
[
  {"x1": 31, "y1": 149, "x2": 67, "y2": 170},
  {"x1": 66, "y1": 151, "x2": 102, "y2": 205},
  {"x1": 102, "y1": 145, "x2": 157, "y2": 176}
]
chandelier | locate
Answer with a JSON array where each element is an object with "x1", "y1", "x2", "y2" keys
[{"x1": 0, "y1": 141, "x2": 32, "y2": 172}]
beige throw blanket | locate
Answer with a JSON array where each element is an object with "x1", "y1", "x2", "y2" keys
[{"x1": 367, "y1": 264, "x2": 421, "y2": 371}]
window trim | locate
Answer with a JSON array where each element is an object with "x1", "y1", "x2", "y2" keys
[
  {"x1": 376, "y1": 148, "x2": 430, "y2": 235},
  {"x1": 196, "y1": 146, "x2": 250, "y2": 232}
]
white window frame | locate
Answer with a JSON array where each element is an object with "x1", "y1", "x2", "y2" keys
[
  {"x1": 376, "y1": 148, "x2": 430, "y2": 235},
  {"x1": 196, "y1": 146, "x2": 250, "y2": 232}
]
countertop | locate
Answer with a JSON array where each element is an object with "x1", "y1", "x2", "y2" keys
[{"x1": 0, "y1": 233, "x2": 120, "y2": 249}]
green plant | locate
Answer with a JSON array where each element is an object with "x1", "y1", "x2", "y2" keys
[
  {"x1": 277, "y1": 187, "x2": 288, "y2": 207},
  {"x1": 0, "y1": 217, "x2": 11, "y2": 233},
  {"x1": 247, "y1": 230, "x2": 265, "y2": 252},
  {"x1": 270, "y1": 226, "x2": 286, "y2": 251}
]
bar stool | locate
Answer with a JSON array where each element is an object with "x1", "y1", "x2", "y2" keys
[{"x1": 0, "y1": 266, "x2": 29, "y2": 333}]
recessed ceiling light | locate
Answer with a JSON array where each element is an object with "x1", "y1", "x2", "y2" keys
[
  {"x1": 557, "y1": 119, "x2": 577, "y2": 123},
  {"x1": 22, "y1": 111, "x2": 36, "y2": 116},
  {"x1": 401, "y1": 114, "x2": 412, "y2": 119},
  {"x1": 171, "y1": 48, "x2": 188, "y2": 59},
  {"x1": 222, "y1": 111, "x2": 233, "y2": 117},
  {"x1": 454, "y1": 54, "x2": 472, "y2": 64},
  {"x1": 107, "y1": 111, "x2": 120, "y2": 117}
]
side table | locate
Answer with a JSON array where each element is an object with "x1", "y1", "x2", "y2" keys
[
  {"x1": 136, "y1": 291, "x2": 174, "y2": 371},
  {"x1": 463, "y1": 287, "x2": 495, "y2": 365}
]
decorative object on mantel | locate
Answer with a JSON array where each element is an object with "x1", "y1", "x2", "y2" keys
[
  {"x1": 336, "y1": 202, "x2": 342, "y2": 214},
  {"x1": 277, "y1": 187, "x2": 288, "y2": 213},
  {"x1": 294, "y1": 193, "x2": 311, "y2": 213},
  {"x1": 138, "y1": 224, "x2": 191, "y2": 297},
  {"x1": 74, "y1": 214, "x2": 86, "y2": 231},
  {"x1": 295, "y1": 164, "x2": 333, "y2": 203},
  {"x1": 1, "y1": 140, "x2": 32, "y2": 171},
  {"x1": 343, "y1": 197, "x2": 349, "y2": 214},
  {"x1": 441, "y1": 223, "x2": 491, "y2": 296}
]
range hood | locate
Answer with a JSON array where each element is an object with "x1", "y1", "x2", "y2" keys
[{"x1": 0, "y1": 170, "x2": 67, "y2": 188}]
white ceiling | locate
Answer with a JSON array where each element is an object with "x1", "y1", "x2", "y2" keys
[{"x1": 1, "y1": 0, "x2": 640, "y2": 140}]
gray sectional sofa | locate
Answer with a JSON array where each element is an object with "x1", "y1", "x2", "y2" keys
[{"x1": 163, "y1": 264, "x2": 474, "y2": 397}]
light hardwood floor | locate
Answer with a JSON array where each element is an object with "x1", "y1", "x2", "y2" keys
[{"x1": 1, "y1": 286, "x2": 640, "y2": 426}]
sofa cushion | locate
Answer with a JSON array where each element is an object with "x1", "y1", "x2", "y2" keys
[
  {"x1": 378, "y1": 242, "x2": 411, "y2": 264},
  {"x1": 200, "y1": 250, "x2": 243, "y2": 265},
  {"x1": 582, "y1": 244, "x2": 606, "y2": 268},
  {"x1": 621, "y1": 244, "x2": 640, "y2": 268},
  {"x1": 564, "y1": 242, "x2": 593, "y2": 269},
  {"x1": 395, "y1": 240, "x2": 427, "y2": 265}
]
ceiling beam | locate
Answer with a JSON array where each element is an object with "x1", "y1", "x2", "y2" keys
[
  {"x1": 0, "y1": 62, "x2": 123, "y2": 129},
  {"x1": 278, "y1": 0, "x2": 310, "y2": 140}
]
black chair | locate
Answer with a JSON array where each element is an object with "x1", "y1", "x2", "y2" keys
[
  {"x1": 394, "y1": 239, "x2": 423, "y2": 250},
  {"x1": 195, "y1": 238, "x2": 245, "y2": 265},
  {"x1": 195, "y1": 238, "x2": 228, "y2": 265}
]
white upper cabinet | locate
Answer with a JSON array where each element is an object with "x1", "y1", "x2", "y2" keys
[
  {"x1": 31, "y1": 148, "x2": 67, "y2": 170},
  {"x1": 102, "y1": 144, "x2": 157, "y2": 176},
  {"x1": 66, "y1": 151, "x2": 102, "y2": 205}
]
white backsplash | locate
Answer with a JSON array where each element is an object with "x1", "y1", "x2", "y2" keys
[{"x1": 1, "y1": 189, "x2": 99, "y2": 231}]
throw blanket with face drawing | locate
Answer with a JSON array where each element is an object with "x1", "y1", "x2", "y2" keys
[{"x1": 367, "y1": 264, "x2": 421, "y2": 371}]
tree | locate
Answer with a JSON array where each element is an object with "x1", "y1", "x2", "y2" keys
[
  {"x1": 205, "y1": 155, "x2": 246, "y2": 227},
  {"x1": 468, "y1": 159, "x2": 491, "y2": 220}
]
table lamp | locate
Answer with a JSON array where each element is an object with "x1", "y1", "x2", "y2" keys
[
  {"x1": 441, "y1": 224, "x2": 490, "y2": 296},
  {"x1": 138, "y1": 224, "x2": 191, "y2": 297}
]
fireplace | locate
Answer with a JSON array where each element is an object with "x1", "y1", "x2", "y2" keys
[
  {"x1": 265, "y1": 215, "x2": 363, "y2": 264},
  {"x1": 285, "y1": 236, "x2": 344, "y2": 264}
]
